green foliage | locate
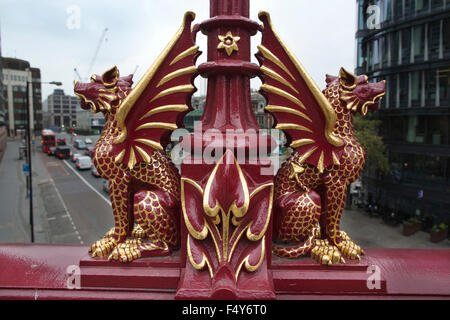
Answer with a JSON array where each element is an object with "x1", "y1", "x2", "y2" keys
[
  {"x1": 353, "y1": 114, "x2": 389, "y2": 174},
  {"x1": 432, "y1": 223, "x2": 449, "y2": 232}
]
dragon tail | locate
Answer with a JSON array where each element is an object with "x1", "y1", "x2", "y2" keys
[{"x1": 272, "y1": 224, "x2": 319, "y2": 259}]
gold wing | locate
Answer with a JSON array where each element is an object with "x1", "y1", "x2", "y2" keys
[
  {"x1": 256, "y1": 12, "x2": 344, "y2": 172},
  {"x1": 112, "y1": 12, "x2": 200, "y2": 169}
]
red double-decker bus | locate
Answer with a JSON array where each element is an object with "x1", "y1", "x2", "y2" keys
[{"x1": 41, "y1": 129, "x2": 56, "y2": 153}]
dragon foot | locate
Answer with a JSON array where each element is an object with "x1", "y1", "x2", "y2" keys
[
  {"x1": 90, "y1": 228, "x2": 128, "y2": 258},
  {"x1": 310, "y1": 239, "x2": 345, "y2": 265},
  {"x1": 107, "y1": 238, "x2": 170, "y2": 263},
  {"x1": 89, "y1": 237, "x2": 119, "y2": 258},
  {"x1": 131, "y1": 224, "x2": 147, "y2": 239},
  {"x1": 335, "y1": 231, "x2": 365, "y2": 261},
  {"x1": 103, "y1": 225, "x2": 150, "y2": 240},
  {"x1": 102, "y1": 227, "x2": 116, "y2": 239}
]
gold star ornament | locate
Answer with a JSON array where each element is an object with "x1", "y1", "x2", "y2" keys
[{"x1": 218, "y1": 31, "x2": 240, "y2": 56}]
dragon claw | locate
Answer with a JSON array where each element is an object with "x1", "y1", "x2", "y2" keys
[
  {"x1": 107, "y1": 241, "x2": 142, "y2": 263},
  {"x1": 89, "y1": 238, "x2": 118, "y2": 258},
  {"x1": 107, "y1": 238, "x2": 170, "y2": 263},
  {"x1": 103, "y1": 227, "x2": 116, "y2": 239},
  {"x1": 334, "y1": 231, "x2": 365, "y2": 262},
  {"x1": 131, "y1": 224, "x2": 147, "y2": 239},
  {"x1": 89, "y1": 229, "x2": 127, "y2": 259},
  {"x1": 310, "y1": 240, "x2": 344, "y2": 265}
]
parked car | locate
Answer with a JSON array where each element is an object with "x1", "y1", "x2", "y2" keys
[
  {"x1": 55, "y1": 146, "x2": 72, "y2": 160},
  {"x1": 71, "y1": 153, "x2": 82, "y2": 163},
  {"x1": 91, "y1": 166, "x2": 101, "y2": 178},
  {"x1": 75, "y1": 156, "x2": 92, "y2": 170},
  {"x1": 47, "y1": 146, "x2": 57, "y2": 156},
  {"x1": 102, "y1": 179, "x2": 109, "y2": 193},
  {"x1": 85, "y1": 138, "x2": 93, "y2": 144},
  {"x1": 74, "y1": 139, "x2": 87, "y2": 150}
]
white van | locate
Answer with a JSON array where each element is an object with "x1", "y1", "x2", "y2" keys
[{"x1": 76, "y1": 156, "x2": 92, "y2": 170}]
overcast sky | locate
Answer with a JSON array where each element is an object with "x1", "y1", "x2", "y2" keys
[{"x1": 0, "y1": 0, "x2": 357, "y2": 100}]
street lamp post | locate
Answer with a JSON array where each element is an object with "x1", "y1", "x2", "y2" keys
[{"x1": 25, "y1": 73, "x2": 62, "y2": 242}]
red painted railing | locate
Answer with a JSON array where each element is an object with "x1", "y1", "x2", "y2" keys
[{"x1": 0, "y1": 244, "x2": 449, "y2": 299}]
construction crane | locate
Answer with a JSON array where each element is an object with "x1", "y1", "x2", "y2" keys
[
  {"x1": 132, "y1": 65, "x2": 139, "y2": 75},
  {"x1": 74, "y1": 27, "x2": 108, "y2": 82},
  {"x1": 86, "y1": 27, "x2": 108, "y2": 77},
  {"x1": 73, "y1": 68, "x2": 82, "y2": 82}
]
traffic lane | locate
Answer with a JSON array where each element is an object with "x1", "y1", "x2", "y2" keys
[
  {"x1": 66, "y1": 158, "x2": 106, "y2": 197},
  {"x1": 60, "y1": 133, "x2": 100, "y2": 149},
  {"x1": 38, "y1": 151, "x2": 113, "y2": 245},
  {"x1": 55, "y1": 134, "x2": 105, "y2": 196}
]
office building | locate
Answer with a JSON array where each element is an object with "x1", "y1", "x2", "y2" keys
[
  {"x1": 355, "y1": 0, "x2": 450, "y2": 222},
  {"x1": 1, "y1": 57, "x2": 42, "y2": 136},
  {"x1": 44, "y1": 89, "x2": 79, "y2": 129},
  {"x1": 0, "y1": 32, "x2": 7, "y2": 160},
  {"x1": 75, "y1": 109, "x2": 104, "y2": 134}
]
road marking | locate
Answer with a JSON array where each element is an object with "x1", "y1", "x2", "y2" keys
[
  {"x1": 62, "y1": 160, "x2": 111, "y2": 206},
  {"x1": 38, "y1": 152, "x2": 84, "y2": 244},
  {"x1": 52, "y1": 176, "x2": 84, "y2": 245}
]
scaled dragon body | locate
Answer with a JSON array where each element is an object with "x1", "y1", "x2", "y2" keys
[
  {"x1": 257, "y1": 12, "x2": 385, "y2": 265},
  {"x1": 271, "y1": 70, "x2": 385, "y2": 265},
  {"x1": 74, "y1": 12, "x2": 199, "y2": 262}
]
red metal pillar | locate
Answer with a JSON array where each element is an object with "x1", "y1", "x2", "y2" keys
[
  {"x1": 198, "y1": 0, "x2": 260, "y2": 132},
  {"x1": 176, "y1": 0, "x2": 276, "y2": 299}
]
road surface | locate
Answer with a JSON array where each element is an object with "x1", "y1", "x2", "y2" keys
[
  {"x1": 37, "y1": 134, "x2": 113, "y2": 245},
  {"x1": 31, "y1": 133, "x2": 450, "y2": 249}
]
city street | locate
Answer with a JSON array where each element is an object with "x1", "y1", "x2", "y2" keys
[
  {"x1": 36, "y1": 137, "x2": 113, "y2": 245},
  {"x1": 0, "y1": 134, "x2": 113, "y2": 246},
  {"x1": 0, "y1": 134, "x2": 448, "y2": 250}
]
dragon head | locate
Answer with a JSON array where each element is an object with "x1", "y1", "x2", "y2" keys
[
  {"x1": 326, "y1": 68, "x2": 385, "y2": 116},
  {"x1": 74, "y1": 66, "x2": 133, "y2": 114}
]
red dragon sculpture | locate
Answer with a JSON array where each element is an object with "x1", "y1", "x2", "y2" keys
[
  {"x1": 257, "y1": 12, "x2": 386, "y2": 265},
  {"x1": 74, "y1": 12, "x2": 199, "y2": 262}
]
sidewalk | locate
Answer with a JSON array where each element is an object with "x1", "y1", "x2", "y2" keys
[
  {"x1": 0, "y1": 139, "x2": 30, "y2": 242},
  {"x1": 0, "y1": 139, "x2": 50, "y2": 243},
  {"x1": 341, "y1": 207, "x2": 450, "y2": 249}
]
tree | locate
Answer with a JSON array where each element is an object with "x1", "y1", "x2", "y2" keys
[{"x1": 354, "y1": 114, "x2": 389, "y2": 175}]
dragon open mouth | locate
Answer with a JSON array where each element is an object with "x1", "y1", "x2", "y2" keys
[
  {"x1": 360, "y1": 91, "x2": 385, "y2": 115},
  {"x1": 75, "y1": 92, "x2": 97, "y2": 113},
  {"x1": 342, "y1": 91, "x2": 385, "y2": 116}
]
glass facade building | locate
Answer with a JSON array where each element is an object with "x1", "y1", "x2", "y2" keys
[{"x1": 355, "y1": 0, "x2": 450, "y2": 223}]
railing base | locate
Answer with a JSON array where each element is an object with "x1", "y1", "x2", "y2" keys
[{"x1": 1, "y1": 244, "x2": 449, "y2": 299}]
